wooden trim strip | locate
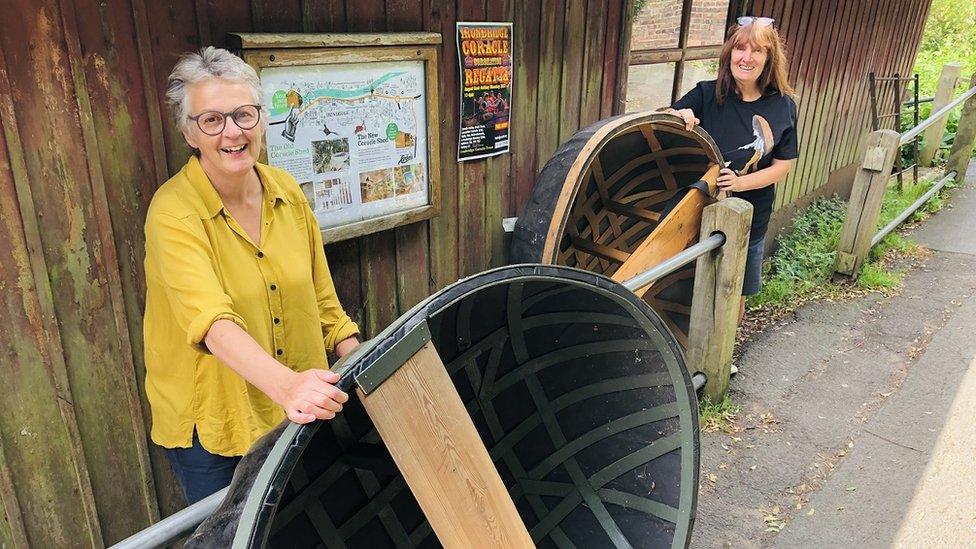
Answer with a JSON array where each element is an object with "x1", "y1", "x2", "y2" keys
[
  {"x1": 628, "y1": 45, "x2": 722, "y2": 66},
  {"x1": 228, "y1": 31, "x2": 443, "y2": 49}
]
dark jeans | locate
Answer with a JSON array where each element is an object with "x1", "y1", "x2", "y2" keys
[
  {"x1": 164, "y1": 432, "x2": 241, "y2": 505},
  {"x1": 742, "y1": 236, "x2": 766, "y2": 296}
]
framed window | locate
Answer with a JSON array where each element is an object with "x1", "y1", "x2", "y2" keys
[
  {"x1": 627, "y1": 0, "x2": 731, "y2": 112},
  {"x1": 231, "y1": 33, "x2": 442, "y2": 244}
]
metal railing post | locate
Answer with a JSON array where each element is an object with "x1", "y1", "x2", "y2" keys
[
  {"x1": 685, "y1": 198, "x2": 752, "y2": 402},
  {"x1": 920, "y1": 63, "x2": 962, "y2": 166},
  {"x1": 834, "y1": 130, "x2": 901, "y2": 278},
  {"x1": 946, "y1": 73, "x2": 976, "y2": 182}
]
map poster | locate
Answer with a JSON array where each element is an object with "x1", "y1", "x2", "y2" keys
[
  {"x1": 456, "y1": 22, "x2": 514, "y2": 162},
  {"x1": 260, "y1": 60, "x2": 430, "y2": 232}
]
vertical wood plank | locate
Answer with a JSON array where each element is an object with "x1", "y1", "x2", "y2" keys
[
  {"x1": 204, "y1": 0, "x2": 253, "y2": 47},
  {"x1": 144, "y1": 0, "x2": 202, "y2": 174},
  {"x1": 484, "y1": 0, "x2": 514, "y2": 268},
  {"x1": 557, "y1": 0, "x2": 586, "y2": 143},
  {"x1": 346, "y1": 0, "x2": 387, "y2": 32},
  {"x1": 251, "y1": 0, "x2": 302, "y2": 32},
  {"x1": 798, "y1": 0, "x2": 850, "y2": 200},
  {"x1": 457, "y1": 0, "x2": 488, "y2": 277},
  {"x1": 343, "y1": 0, "x2": 400, "y2": 336},
  {"x1": 389, "y1": 0, "x2": 433, "y2": 307},
  {"x1": 0, "y1": 438, "x2": 28, "y2": 548},
  {"x1": 599, "y1": 0, "x2": 623, "y2": 118},
  {"x1": 427, "y1": 0, "x2": 460, "y2": 291},
  {"x1": 512, "y1": 0, "x2": 541, "y2": 215},
  {"x1": 612, "y1": 0, "x2": 634, "y2": 115},
  {"x1": 302, "y1": 0, "x2": 345, "y2": 32},
  {"x1": 535, "y1": 0, "x2": 566, "y2": 170},
  {"x1": 57, "y1": 0, "x2": 163, "y2": 540},
  {"x1": 579, "y1": 0, "x2": 608, "y2": 128},
  {"x1": 128, "y1": 0, "x2": 189, "y2": 519},
  {"x1": 0, "y1": 27, "x2": 102, "y2": 548},
  {"x1": 359, "y1": 341, "x2": 534, "y2": 547}
]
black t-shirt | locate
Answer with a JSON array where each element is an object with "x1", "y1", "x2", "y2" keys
[{"x1": 673, "y1": 80, "x2": 798, "y2": 241}]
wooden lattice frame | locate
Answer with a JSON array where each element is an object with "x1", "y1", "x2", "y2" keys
[{"x1": 514, "y1": 113, "x2": 723, "y2": 349}]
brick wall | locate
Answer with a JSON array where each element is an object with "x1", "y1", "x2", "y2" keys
[{"x1": 631, "y1": 0, "x2": 729, "y2": 50}]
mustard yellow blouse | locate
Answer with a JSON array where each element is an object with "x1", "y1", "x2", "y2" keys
[{"x1": 143, "y1": 156, "x2": 358, "y2": 456}]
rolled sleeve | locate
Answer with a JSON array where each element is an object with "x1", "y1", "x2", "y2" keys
[
  {"x1": 304, "y1": 203, "x2": 359, "y2": 353},
  {"x1": 145, "y1": 210, "x2": 246, "y2": 352}
]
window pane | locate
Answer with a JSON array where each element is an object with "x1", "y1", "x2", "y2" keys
[
  {"x1": 678, "y1": 59, "x2": 719, "y2": 99},
  {"x1": 688, "y1": 0, "x2": 730, "y2": 47},
  {"x1": 626, "y1": 63, "x2": 676, "y2": 112},
  {"x1": 631, "y1": 0, "x2": 681, "y2": 50}
]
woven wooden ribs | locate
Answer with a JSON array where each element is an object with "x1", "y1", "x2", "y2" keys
[{"x1": 513, "y1": 113, "x2": 724, "y2": 348}]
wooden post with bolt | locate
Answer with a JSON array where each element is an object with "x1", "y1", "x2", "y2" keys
[
  {"x1": 946, "y1": 74, "x2": 976, "y2": 183},
  {"x1": 686, "y1": 198, "x2": 753, "y2": 402},
  {"x1": 919, "y1": 63, "x2": 962, "y2": 167},
  {"x1": 834, "y1": 130, "x2": 901, "y2": 278}
]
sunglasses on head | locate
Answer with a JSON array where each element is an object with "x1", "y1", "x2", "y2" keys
[{"x1": 737, "y1": 16, "x2": 774, "y2": 27}]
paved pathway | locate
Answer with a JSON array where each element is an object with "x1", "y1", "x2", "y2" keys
[{"x1": 691, "y1": 161, "x2": 976, "y2": 548}]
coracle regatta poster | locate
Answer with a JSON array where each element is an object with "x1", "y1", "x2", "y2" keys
[{"x1": 456, "y1": 22, "x2": 514, "y2": 161}]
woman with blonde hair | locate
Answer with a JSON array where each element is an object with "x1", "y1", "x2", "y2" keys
[{"x1": 667, "y1": 16, "x2": 798, "y2": 333}]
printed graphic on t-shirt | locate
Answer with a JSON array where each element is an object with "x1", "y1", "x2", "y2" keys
[{"x1": 732, "y1": 115, "x2": 774, "y2": 174}]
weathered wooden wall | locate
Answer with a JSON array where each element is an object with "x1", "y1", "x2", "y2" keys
[
  {"x1": 0, "y1": 0, "x2": 631, "y2": 545},
  {"x1": 735, "y1": 0, "x2": 932, "y2": 230}
]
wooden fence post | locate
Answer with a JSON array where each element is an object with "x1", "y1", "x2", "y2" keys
[
  {"x1": 834, "y1": 130, "x2": 901, "y2": 278},
  {"x1": 686, "y1": 198, "x2": 752, "y2": 402},
  {"x1": 920, "y1": 63, "x2": 962, "y2": 166},
  {"x1": 946, "y1": 74, "x2": 976, "y2": 182}
]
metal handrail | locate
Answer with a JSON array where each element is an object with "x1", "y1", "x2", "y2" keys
[
  {"x1": 871, "y1": 170, "x2": 956, "y2": 247},
  {"x1": 109, "y1": 487, "x2": 228, "y2": 549},
  {"x1": 900, "y1": 85, "x2": 976, "y2": 146},
  {"x1": 621, "y1": 232, "x2": 727, "y2": 291}
]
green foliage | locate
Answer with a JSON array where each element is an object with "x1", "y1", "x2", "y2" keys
[
  {"x1": 699, "y1": 394, "x2": 740, "y2": 433},
  {"x1": 913, "y1": 0, "x2": 976, "y2": 97},
  {"x1": 747, "y1": 196, "x2": 847, "y2": 310},
  {"x1": 910, "y1": 0, "x2": 976, "y2": 159},
  {"x1": 746, "y1": 176, "x2": 954, "y2": 312}
]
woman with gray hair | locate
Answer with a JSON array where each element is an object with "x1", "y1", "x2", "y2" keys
[{"x1": 143, "y1": 46, "x2": 359, "y2": 504}]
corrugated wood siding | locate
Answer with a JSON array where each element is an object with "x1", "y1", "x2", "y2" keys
[
  {"x1": 0, "y1": 0, "x2": 630, "y2": 545},
  {"x1": 743, "y1": 0, "x2": 932, "y2": 210}
]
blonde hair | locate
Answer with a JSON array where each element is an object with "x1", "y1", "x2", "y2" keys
[{"x1": 715, "y1": 22, "x2": 795, "y2": 105}]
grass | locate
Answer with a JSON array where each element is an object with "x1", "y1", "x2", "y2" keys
[
  {"x1": 699, "y1": 394, "x2": 740, "y2": 433},
  {"x1": 746, "y1": 196, "x2": 847, "y2": 311}
]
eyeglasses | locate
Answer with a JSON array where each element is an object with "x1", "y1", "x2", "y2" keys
[
  {"x1": 737, "y1": 16, "x2": 775, "y2": 27},
  {"x1": 188, "y1": 104, "x2": 262, "y2": 136}
]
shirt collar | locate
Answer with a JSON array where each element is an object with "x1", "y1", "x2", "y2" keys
[{"x1": 184, "y1": 156, "x2": 288, "y2": 218}]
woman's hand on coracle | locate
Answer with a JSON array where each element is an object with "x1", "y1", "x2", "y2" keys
[
  {"x1": 671, "y1": 108, "x2": 699, "y2": 131},
  {"x1": 277, "y1": 369, "x2": 349, "y2": 424},
  {"x1": 717, "y1": 168, "x2": 744, "y2": 192}
]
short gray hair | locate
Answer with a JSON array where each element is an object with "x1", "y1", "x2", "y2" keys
[{"x1": 165, "y1": 46, "x2": 264, "y2": 131}]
